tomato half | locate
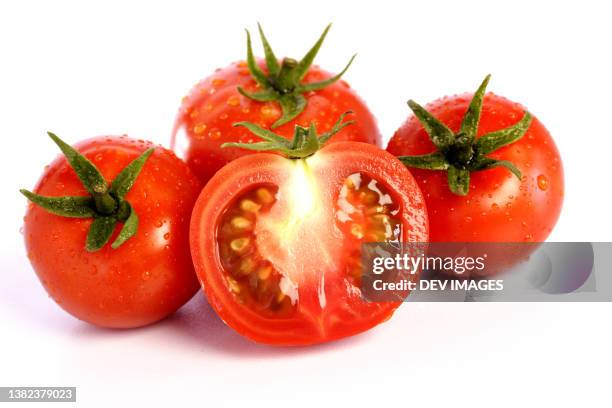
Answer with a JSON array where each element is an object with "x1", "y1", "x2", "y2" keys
[
  {"x1": 23, "y1": 135, "x2": 202, "y2": 328},
  {"x1": 190, "y1": 141, "x2": 428, "y2": 345}
]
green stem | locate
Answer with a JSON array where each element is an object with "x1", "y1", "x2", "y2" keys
[
  {"x1": 241, "y1": 24, "x2": 354, "y2": 128},
  {"x1": 93, "y1": 192, "x2": 117, "y2": 215},
  {"x1": 397, "y1": 75, "x2": 532, "y2": 196},
  {"x1": 274, "y1": 58, "x2": 298, "y2": 93},
  {"x1": 22, "y1": 133, "x2": 155, "y2": 251},
  {"x1": 225, "y1": 112, "x2": 354, "y2": 158}
]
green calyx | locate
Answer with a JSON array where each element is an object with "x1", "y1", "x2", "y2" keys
[
  {"x1": 239, "y1": 23, "x2": 356, "y2": 129},
  {"x1": 20, "y1": 132, "x2": 154, "y2": 252},
  {"x1": 222, "y1": 111, "x2": 355, "y2": 159},
  {"x1": 398, "y1": 74, "x2": 533, "y2": 196}
]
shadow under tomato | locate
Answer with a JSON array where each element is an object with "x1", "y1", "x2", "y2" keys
[
  {"x1": 161, "y1": 293, "x2": 376, "y2": 357},
  {"x1": 71, "y1": 292, "x2": 375, "y2": 358}
]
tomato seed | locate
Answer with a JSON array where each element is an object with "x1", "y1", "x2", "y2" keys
[
  {"x1": 257, "y1": 265, "x2": 272, "y2": 280},
  {"x1": 240, "y1": 199, "x2": 261, "y2": 213},
  {"x1": 227, "y1": 277, "x2": 241, "y2": 294},
  {"x1": 350, "y1": 224, "x2": 364, "y2": 239},
  {"x1": 231, "y1": 216, "x2": 252, "y2": 231},
  {"x1": 238, "y1": 257, "x2": 256, "y2": 275},
  {"x1": 230, "y1": 237, "x2": 250, "y2": 255},
  {"x1": 255, "y1": 187, "x2": 275, "y2": 204}
]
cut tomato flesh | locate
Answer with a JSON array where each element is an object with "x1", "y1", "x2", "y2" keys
[
  {"x1": 217, "y1": 184, "x2": 296, "y2": 318},
  {"x1": 215, "y1": 160, "x2": 403, "y2": 323}
]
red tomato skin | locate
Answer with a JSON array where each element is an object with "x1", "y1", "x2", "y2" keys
[
  {"x1": 387, "y1": 93, "x2": 564, "y2": 243},
  {"x1": 172, "y1": 60, "x2": 381, "y2": 184},
  {"x1": 190, "y1": 142, "x2": 428, "y2": 346},
  {"x1": 23, "y1": 136, "x2": 202, "y2": 328}
]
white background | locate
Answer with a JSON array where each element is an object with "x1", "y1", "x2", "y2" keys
[{"x1": 1, "y1": 1, "x2": 611, "y2": 407}]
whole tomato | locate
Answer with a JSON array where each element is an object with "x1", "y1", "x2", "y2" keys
[
  {"x1": 387, "y1": 75, "x2": 564, "y2": 244},
  {"x1": 172, "y1": 24, "x2": 381, "y2": 184},
  {"x1": 190, "y1": 114, "x2": 428, "y2": 345},
  {"x1": 21, "y1": 133, "x2": 201, "y2": 328}
]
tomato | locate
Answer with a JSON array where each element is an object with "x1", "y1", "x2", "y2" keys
[
  {"x1": 172, "y1": 24, "x2": 380, "y2": 184},
  {"x1": 189, "y1": 117, "x2": 428, "y2": 345},
  {"x1": 387, "y1": 75, "x2": 564, "y2": 246},
  {"x1": 21, "y1": 134, "x2": 202, "y2": 328}
]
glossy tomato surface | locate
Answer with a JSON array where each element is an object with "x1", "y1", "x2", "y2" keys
[
  {"x1": 23, "y1": 136, "x2": 202, "y2": 328},
  {"x1": 387, "y1": 93, "x2": 563, "y2": 243},
  {"x1": 190, "y1": 142, "x2": 428, "y2": 345},
  {"x1": 172, "y1": 61, "x2": 381, "y2": 184}
]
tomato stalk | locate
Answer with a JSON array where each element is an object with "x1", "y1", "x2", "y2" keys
[
  {"x1": 397, "y1": 75, "x2": 533, "y2": 196},
  {"x1": 222, "y1": 111, "x2": 355, "y2": 158},
  {"x1": 20, "y1": 132, "x2": 153, "y2": 251},
  {"x1": 239, "y1": 23, "x2": 356, "y2": 129},
  {"x1": 92, "y1": 189, "x2": 118, "y2": 215}
]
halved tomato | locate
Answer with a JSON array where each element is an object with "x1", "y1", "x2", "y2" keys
[{"x1": 190, "y1": 117, "x2": 428, "y2": 345}]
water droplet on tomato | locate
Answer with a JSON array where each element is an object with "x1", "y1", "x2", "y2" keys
[
  {"x1": 142, "y1": 271, "x2": 151, "y2": 281},
  {"x1": 209, "y1": 128, "x2": 222, "y2": 140},
  {"x1": 163, "y1": 233, "x2": 170, "y2": 240},
  {"x1": 155, "y1": 220, "x2": 163, "y2": 228},
  {"x1": 537, "y1": 174, "x2": 549, "y2": 191},
  {"x1": 227, "y1": 95, "x2": 240, "y2": 106},
  {"x1": 193, "y1": 123, "x2": 207, "y2": 135},
  {"x1": 465, "y1": 216, "x2": 473, "y2": 223}
]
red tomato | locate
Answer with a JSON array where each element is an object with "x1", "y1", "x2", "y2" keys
[
  {"x1": 190, "y1": 138, "x2": 428, "y2": 345},
  {"x1": 387, "y1": 77, "x2": 564, "y2": 245},
  {"x1": 22, "y1": 135, "x2": 202, "y2": 328},
  {"x1": 172, "y1": 25, "x2": 380, "y2": 184}
]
